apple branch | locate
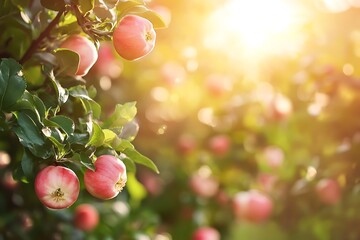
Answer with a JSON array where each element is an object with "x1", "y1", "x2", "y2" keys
[{"x1": 19, "y1": 9, "x2": 66, "y2": 64}]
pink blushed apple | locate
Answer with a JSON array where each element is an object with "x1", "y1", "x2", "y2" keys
[
  {"x1": 189, "y1": 173, "x2": 219, "y2": 198},
  {"x1": 84, "y1": 155, "x2": 127, "y2": 200},
  {"x1": 208, "y1": 135, "x2": 230, "y2": 156},
  {"x1": 59, "y1": 35, "x2": 98, "y2": 76},
  {"x1": 74, "y1": 204, "x2": 99, "y2": 231},
  {"x1": 35, "y1": 166, "x2": 80, "y2": 209},
  {"x1": 113, "y1": 15, "x2": 156, "y2": 61},
  {"x1": 262, "y1": 146, "x2": 284, "y2": 169},
  {"x1": 316, "y1": 178, "x2": 341, "y2": 205},
  {"x1": 232, "y1": 190, "x2": 273, "y2": 223},
  {"x1": 192, "y1": 227, "x2": 220, "y2": 240}
]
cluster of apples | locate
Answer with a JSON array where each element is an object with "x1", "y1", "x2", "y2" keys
[
  {"x1": 59, "y1": 14, "x2": 156, "y2": 77},
  {"x1": 35, "y1": 155, "x2": 127, "y2": 209}
]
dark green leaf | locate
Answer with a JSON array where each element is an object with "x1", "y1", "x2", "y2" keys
[
  {"x1": 21, "y1": 150, "x2": 34, "y2": 180},
  {"x1": 49, "y1": 115, "x2": 75, "y2": 135},
  {"x1": 69, "y1": 85, "x2": 101, "y2": 118},
  {"x1": 0, "y1": 58, "x2": 26, "y2": 111},
  {"x1": 12, "y1": 112, "x2": 53, "y2": 159},
  {"x1": 136, "y1": 9, "x2": 168, "y2": 29},
  {"x1": 123, "y1": 148, "x2": 159, "y2": 173}
]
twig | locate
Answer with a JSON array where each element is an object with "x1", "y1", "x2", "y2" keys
[{"x1": 19, "y1": 9, "x2": 65, "y2": 64}]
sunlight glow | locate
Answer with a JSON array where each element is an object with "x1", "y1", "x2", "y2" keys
[{"x1": 204, "y1": 0, "x2": 307, "y2": 59}]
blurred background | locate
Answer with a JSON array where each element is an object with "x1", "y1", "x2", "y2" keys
[{"x1": 3, "y1": 0, "x2": 360, "y2": 239}]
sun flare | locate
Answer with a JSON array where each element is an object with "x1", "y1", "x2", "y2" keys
[{"x1": 204, "y1": 0, "x2": 307, "y2": 60}]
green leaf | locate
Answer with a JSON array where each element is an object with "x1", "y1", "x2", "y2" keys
[
  {"x1": 0, "y1": 58, "x2": 26, "y2": 111},
  {"x1": 44, "y1": 68, "x2": 69, "y2": 105},
  {"x1": 73, "y1": 152, "x2": 95, "y2": 171},
  {"x1": 136, "y1": 9, "x2": 168, "y2": 29},
  {"x1": 127, "y1": 172, "x2": 147, "y2": 207},
  {"x1": 54, "y1": 49, "x2": 80, "y2": 76},
  {"x1": 69, "y1": 85, "x2": 101, "y2": 118},
  {"x1": 49, "y1": 115, "x2": 75, "y2": 135},
  {"x1": 40, "y1": 0, "x2": 65, "y2": 11},
  {"x1": 102, "y1": 102, "x2": 137, "y2": 129},
  {"x1": 86, "y1": 121, "x2": 105, "y2": 147},
  {"x1": 79, "y1": 0, "x2": 94, "y2": 13},
  {"x1": 11, "y1": 91, "x2": 46, "y2": 122},
  {"x1": 103, "y1": 129, "x2": 117, "y2": 145},
  {"x1": 12, "y1": 112, "x2": 53, "y2": 159},
  {"x1": 21, "y1": 150, "x2": 34, "y2": 180},
  {"x1": 111, "y1": 137, "x2": 134, "y2": 151},
  {"x1": 120, "y1": 155, "x2": 136, "y2": 173},
  {"x1": 123, "y1": 148, "x2": 159, "y2": 174}
]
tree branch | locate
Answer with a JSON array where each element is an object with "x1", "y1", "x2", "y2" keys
[{"x1": 19, "y1": 9, "x2": 65, "y2": 64}]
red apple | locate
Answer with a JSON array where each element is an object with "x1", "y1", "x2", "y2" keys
[
  {"x1": 113, "y1": 15, "x2": 156, "y2": 61},
  {"x1": 232, "y1": 190, "x2": 273, "y2": 223},
  {"x1": 35, "y1": 166, "x2": 80, "y2": 209},
  {"x1": 189, "y1": 173, "x2": 219, "y2": 198},
  {"x1": 60, "y1": 35, "x2": 98, "y2": 76},
  {"x1": 192, "y1": 227, "x2": 220, "y2": 240},
  {"x1": 74, "y1": 204, "x2": 99, "y2": 231},
  {"x1": 84, "y1": 155, "x2": 127, "y2": 200},
  {"x1": 315, "y1": 178, "x2": 341, "y2": 205},
  {"x1": 208, "y1": 135, "x2": 230, "y2": 156}
]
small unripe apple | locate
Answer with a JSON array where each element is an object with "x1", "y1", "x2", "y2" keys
[
  {"x1": 232, "y1": 190, "x2": 273, "y2": 223},
  {"x1": 192, "y1": 227, "x2": 220, "y2": 240},
  {"x1": 315, "y1": 178, "x2": 341, "y2": 205},
  {"x1": 208, "y1": 135, "x2": 230, "y2": 156},
  {"x1": 74, "y1": 204, "x2": 99, "y2": 231},
  {"x1": 84, "y1": 155, "x2": 127, "y2": 200},
  {"x1": 113, "y1": 15, "x2": 156, "y2": 61},
  {"x1": 59, "y1": 35, "x2": 98, "y2": 76},
  {"x1": 35, "y1": 166, "x2": 80, "y2": 209},
  {"x1": 189, "y1": 173, "x2": 219, "y2": 198}
]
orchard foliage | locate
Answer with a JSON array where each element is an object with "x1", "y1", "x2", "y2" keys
[{"x1": 0, "y1": 0, "x2": 165, "y2": 238}]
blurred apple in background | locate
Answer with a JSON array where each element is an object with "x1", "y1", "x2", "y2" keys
[
  {"x1": 232, "y1": 190, "x2": 273, "y2": 223},
  {"x1": 74, "y1": 204, "x2": 99, "y2": 231},
  {"x1": 192, "y1": 227, "x2": 220, "y2": 240},
  {"x1": 208, "y1": 135, "x2": 230, "y2": 156},
  {"x1": 315, "y1": 178, "x2": 341, "y2": 205}
]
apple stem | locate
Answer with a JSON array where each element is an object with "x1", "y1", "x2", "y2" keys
[{"x1": 19, "y1": 8, "x2": 66, "y2": 65}]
